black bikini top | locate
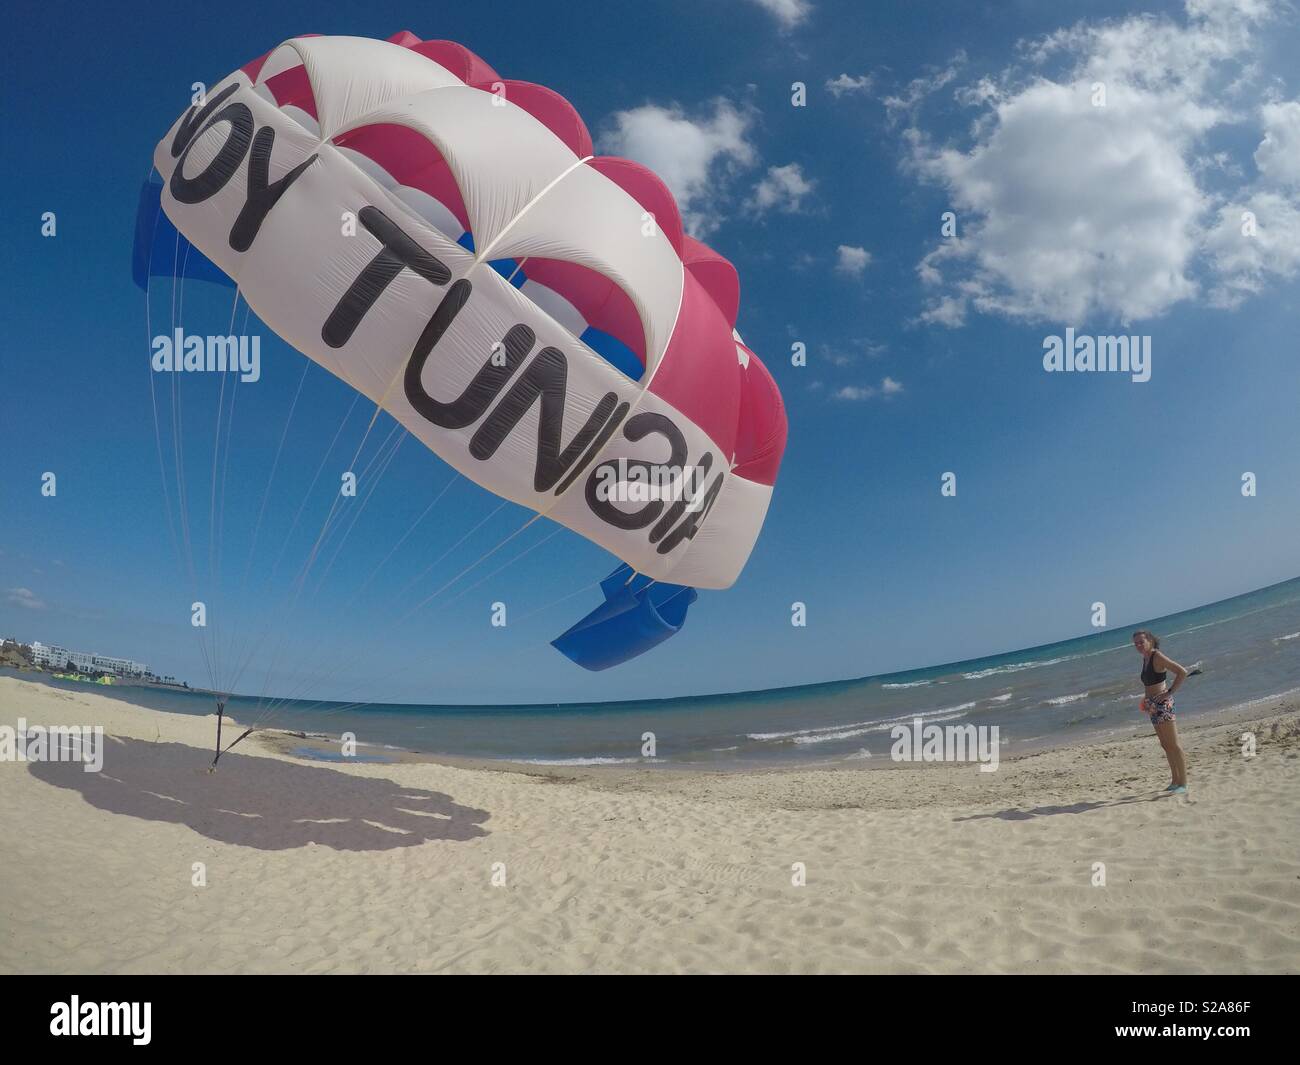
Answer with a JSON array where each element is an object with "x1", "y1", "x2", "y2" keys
[{"x1": 1141, "y1": 653, "x2": 1167, "y2": 686}]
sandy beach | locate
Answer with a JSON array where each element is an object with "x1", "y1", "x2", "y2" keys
[{"x1": 1, "y1": 673, "x2": 1297, "y2": 974}]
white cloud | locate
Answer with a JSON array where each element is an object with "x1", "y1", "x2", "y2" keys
[
  {"x1": 750, "y1": 163, "x2": 815, "y2": 214},
  {"x1": 826, "y1": 73, "x2": 873, "y2": 98},
  {"x1": 833, "y1": 385, "x2": 876, "y2": 401},
  {"x1": 1202, "y1": 94, "x2": 1300, "y2": 301},
  {"x1": 884, "y1": 54, "x2": 966, "y2": 125},
  {"x1": 1204, "y1": 192, "x2": 1300, "y2": 306},
  {"x1": 6, "y1": 587, "x2": 45, "y2": 610},
  {"x1": 746, "y1": 0, "x2": 812, "y2": 30},
  {"x1": 820, "y1": 339, "x2": 887, "y2": 366},
  {"x1": 832, "y1": 377, "x2": 904, "y2": 401},
  {"x1": 917, "y1": 293, "x2": 968, "y2": 328},
  {"x1": 835, "y1": 244, "x2": 872, "y2": 277},
  {"x1": 599, "y1": 100, "x2": 757, "y2": 236},
  {"x1": 1255, "y1": 100, "x2": 1300, "y2": 187},
  {"x1": 905, "y1": 0, "x2": 1280, "y2": 326}
]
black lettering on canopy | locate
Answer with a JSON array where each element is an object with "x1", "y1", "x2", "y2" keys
[
  {"x1": 649, "y1": 450, "x2": 714, "y2": 544},
  {"x1": 585, "y1": 412, "x2": 687, "y2": 531},
  {"x1": 229, "y1": 127, "x2": 318, "y2": 252},
  {"x1": 322, "y1": 206, "x2": 452, "y2": 348},
  {"x1": 407, "y1": 311, "x2": 534, "y2": 430},
  {"x1": 170, "y1": 101, "x2": 254, "y2": 205},
  {"x1": 554, "y1": 401, "x2": 630, "y2": 496},
  {"x1": 170, "y1": 83, "x2": 241, "y2": 158},
  {"x1": 655, "y1": 469, "x2": 724, "y2": 555},
  {"x1": 471, "y1": 347, "x2": 620, "y2": 493}
]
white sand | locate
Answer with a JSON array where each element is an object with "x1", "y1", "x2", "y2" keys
[{"x1": 1, "y1": 674, "x2": 1297, "y2": 974}]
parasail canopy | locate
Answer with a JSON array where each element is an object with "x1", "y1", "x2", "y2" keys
[{"x1": 149, "y1": 30, "x2": 786, "y2": 668}]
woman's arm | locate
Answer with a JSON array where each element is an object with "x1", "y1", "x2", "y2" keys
[{"x1": 1154, "y1": 651, "x2": 1188, "y2": 695}]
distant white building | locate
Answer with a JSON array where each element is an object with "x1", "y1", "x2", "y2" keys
[
  {"x1": 31, "y1": 642, "x2": 69, "y2": 668},
  {"x1": 30, "y1": 641, "x2": 148, "y2": 676}
]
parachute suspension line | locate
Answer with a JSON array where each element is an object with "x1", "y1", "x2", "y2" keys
[
  {"x1": 276, "y1": 399, "x2": 402, "y2": 614},
  {"x1": 309, "y1": 426, "x2": 408, "y2": 599},
  {"x1": 246, "y1": 416, "x2": 409, "y2": 727},
  {"x1": 288, "y1": 417, "x2": 405, "y2": 601},
  {"x1": 513, "y1": 580, "x2": 605, "y2": 626},
  {"x1": 392, "y1": 499, "x2": 509, "y2": 603},
  {"x1": 169, "y1": 236, "x2": 217, "y2": 693},
  {"x1": 228, "y1": 387, "x2": 363, "y2": 682},
  {"x1": 211, "y1": 297, "x2": 252, "y2": 691},
  {"x1": 213, "y1": 297, "x2": 253, "y2": 682},
  {"x1": 443, "y1": 526, "x2": 562, "y2": 607},
  {"x1": 267, "y1": 392, "x2": 362, "y2": 582},
  {"x1": 222, "y1": 356, "x2": 311, "y2": 679},
  {"x1": 240, "y1": 358, "x2": 310, "y2": 592},
  {"x1": 251, "y1": 476, "x2": 494, "y2": 729},
  {"x1": 143, "y1": 165, "x2": 222, "y2": 755},
  {"x1": 350, "y1": 472, "x2": 461, "y2": 603},
  {"x1": 264, "y1": 506, "x2": 546, "y2": 729},
  {"x1": 254, "y1": 467, "x2": 463, "y2": 723},
  {"x1": 207, "y1": 284, "x2": 243, "y2": 691},
  {"x1": 245, "y1": 477, "x2": 501, "y2": 733},
  {"x1": 142, "y1": 167, "x2": 182, "y2": 579},
  {"x1": 398, "y1": 512, "x2": 543, "y2": 624},
  {"x1": 223, "y1": 392, "x2": 364, "y2": 700}
]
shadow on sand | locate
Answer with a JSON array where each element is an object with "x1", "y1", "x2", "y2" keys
[
  {"x1": 952, "y1": 792, "x2": 1171, "y2": 822},
  {"x1": 29, "y1": 735, "x2": 490, "y2": 851}
]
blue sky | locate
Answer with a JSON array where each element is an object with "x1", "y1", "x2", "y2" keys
[{"x1": 2, "y1": 0, "x2": 1299, "y2": 704}]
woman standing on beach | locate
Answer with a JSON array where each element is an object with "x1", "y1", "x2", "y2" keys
[{"x1": 1133, "y1": 630, "x2": 1189, "y2": 794}]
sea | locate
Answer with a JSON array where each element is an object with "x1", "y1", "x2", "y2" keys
[{"x1": 6, "y1": 576, "x2": 1299, "y2": 768}]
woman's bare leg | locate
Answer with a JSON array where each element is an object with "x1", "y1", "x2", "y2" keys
[{"x1": 1154, "y1": 718, "x2": 1187, "y2": 787}]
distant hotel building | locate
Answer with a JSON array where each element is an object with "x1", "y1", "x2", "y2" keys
[{"x1": 30, "y1": 642, "x2": 150, "y2": 677}]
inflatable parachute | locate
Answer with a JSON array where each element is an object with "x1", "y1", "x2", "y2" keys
[{"x1": 144, "y1": 30, "x2": 786, "y2": 670}]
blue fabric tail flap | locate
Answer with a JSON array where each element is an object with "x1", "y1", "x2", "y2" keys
[
  {"x1": 552, "y1": 566, "x2": 699, "y2": 671},
  {"x1": 133, "y1": 178, "x2": 235, "y2": 291}
]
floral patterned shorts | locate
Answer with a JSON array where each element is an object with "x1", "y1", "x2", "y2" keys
[{"x1": 1140, "y1": 692, "x2": 1175, "y2": 725}]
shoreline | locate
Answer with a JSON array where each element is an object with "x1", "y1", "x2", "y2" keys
[
  {"x1": 253, "y1": 683, "x2": 1300, "y2": 777},
  {"x1": 2, "y1": 674, "x2": 1297, "y2": 973},
  {"x1": 8, "y1": 661, "x2": 1298, "y2": 772}
]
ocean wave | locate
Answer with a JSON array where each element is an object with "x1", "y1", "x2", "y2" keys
[
  {"x1": 881, "y1": 680, "x2": 932, "y2": 689},
  {"x1": 749, "y1": 702, "x2": 976, "y2": 743},
  {"x1": 794, "y1": 725, "x2": 882, "y2": 745},
  {"x1": 961, "y1": 656, "x2": 1076, "y2": 680},
  {"x1": 1044, "y1": 692, "x2": 1089, "y2": 706},
  {"x1": 1165, "y1": 600, "x2": 1294, "y2": 640},
  {"x1": 791, "y1": 706, "x2": 977, "y2": 745},
  {"x1": 517, "y1": 756, "x2": 644, "y2": 766},
  {"x1": 1274, "y1": 631, "x2": 1300, "y2": 642},
  {"x1": 987, "y1": 693, "x2": 1013, "y2": 703}
]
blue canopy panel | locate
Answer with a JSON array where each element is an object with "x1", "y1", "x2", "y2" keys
[
  {"x1": 133, "y1": 178, "x2": 236, "y2": 291},
  {"x1": 552, "y1": 564, "x2": 698, "y2": 671},
  {"x1": 578, "y1": 326, "x2": 644, "y2": 381}
]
